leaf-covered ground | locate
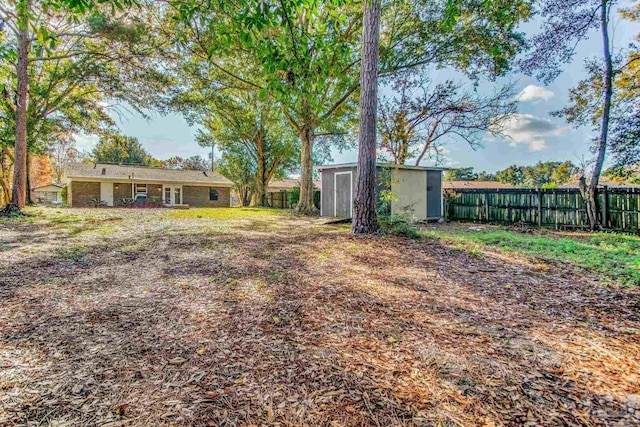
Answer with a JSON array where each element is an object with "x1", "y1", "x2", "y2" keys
[{"x1": 1, "y1": 208, "x2": 639, "y2": 426}]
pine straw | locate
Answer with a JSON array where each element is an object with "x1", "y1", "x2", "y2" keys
[{"x1": 1, "y1": 209, "x2": 639, "y2": 426}]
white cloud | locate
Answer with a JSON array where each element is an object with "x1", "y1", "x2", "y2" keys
[
  {"x1": 500, "y1": 114, "x2": 568, "y2": 152},
  {"x1": 517, "y1": 85, "x2": 555, "y2": 102}
]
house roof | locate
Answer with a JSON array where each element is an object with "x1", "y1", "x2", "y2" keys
[
  {"x1": 316, "y1": 162, "x2": 448, "y2": 172},
  {"x1": 66, "y1": 163, "x2": 233, "y2": 186},
  {"x1": 32, "y1": 183, "x2": 64, "y2": 190},
  {"x1": 268, "y1": 178, "x2": 321, "y2": 191},
  {"x1": 444, "y1": 181, "x2": 514, "y2": 189},
  {"x1": 559, "y1": 180, "x2": 640, "y2": 189}
]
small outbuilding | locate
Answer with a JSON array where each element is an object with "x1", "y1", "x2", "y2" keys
[
  {"x1": 32, "y1": 183, "x2": 64, "y2": 205},
  {"x1": 317, "y1": 163, "x2": 447, "y2": 220}
]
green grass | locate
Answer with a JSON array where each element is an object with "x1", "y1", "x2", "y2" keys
[
  {"x1": 423, "y1": 227, "x2": 640, "y2": 286},
  {"x1": 168, "y1": 207, "x2": 287, "y2": 220}
]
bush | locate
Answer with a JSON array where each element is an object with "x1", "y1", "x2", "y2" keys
[
  {"x1": 87, "y1": 198, "x2": 108, "y2": 208},
  {"x1": 379, "y1": 214, "x2": 420, "y2": 238},
  {"x1": 61, "y1": 186, "x2": 68, "y2": 204}
]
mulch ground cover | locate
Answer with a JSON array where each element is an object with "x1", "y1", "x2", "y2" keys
[{"x1": 1, "y1": 209, "x2": 638, "y2": 426}]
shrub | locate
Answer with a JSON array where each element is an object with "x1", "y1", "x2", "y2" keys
[
  {"x1": 87, "y1": 198, "x2": 108, "y2": 208},
  {"x1": 379, "y1": 214, "x2": 420, "y2": 238},
  {"x1": 61, "y1": 186, "x2": 68, "y2": 204}
]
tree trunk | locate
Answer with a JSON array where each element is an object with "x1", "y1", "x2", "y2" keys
[
  {"x1": 250, "y1": 132, "x2": 268, "y2": 207},
  {"x1": 351, "y1": 0, "x2": 381, "y2": 234},
  {"x1": 236, "y1": 187, "x2": 250, "y2": 206},
  {"x1": 397, "y1": 138, "x2": 409, "y2": 165},
  {"x1": 26, "y1": 150, "x2": 32, "y2": 205},
  {"x1": 295, "y1": 127, "x2": 318, "y2": 214},
  {"x1": 0, "y1": 146, "x2": 12, "y2": 206},
  {"x1": 10, "y1": 0, "x2": 30, "y2": 211},
  {"x1": 584, "y1": 0, "x2": 613, "y2": 230},
  {"x1": 251, "y1": 162, "x2": 267, "y2": 207}
]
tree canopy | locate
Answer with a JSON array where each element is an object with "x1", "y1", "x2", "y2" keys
[{"x1": 91, "y1": 133, "x2": 158, "y2": 165}]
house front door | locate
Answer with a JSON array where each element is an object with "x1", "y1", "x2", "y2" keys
[{"x1": 164, "y1": 186, "x2": 182, "y2": 206}]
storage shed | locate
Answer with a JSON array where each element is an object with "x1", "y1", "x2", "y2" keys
[{"x1": 317, "y1": 163, "x2": 446, "y2": 220}]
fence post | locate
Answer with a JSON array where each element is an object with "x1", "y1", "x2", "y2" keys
[
  {"x1": 484, "y1": 192, "x2": 489, "y2": 221},
  {"x1": 554, "y1": 191, "x2": 558, "y2": 230},
  {"x1": 537, "y1": 187, "x2": 542, "y2": 227},
  {"x1": 602, "y1": 185, "x2": 609, "y2": 228}
]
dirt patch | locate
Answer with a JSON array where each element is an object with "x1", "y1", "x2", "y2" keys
[{"x1": 1, "y1": 209, "x2": 639, "y2": 426}]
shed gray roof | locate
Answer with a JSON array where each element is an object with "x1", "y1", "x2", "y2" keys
[
  {"x1": 66, "y1": 163, "x2": 233, "y2": 186},
  {"x1": 316, "y1": 162, "x2": 448, "y2": 171}
]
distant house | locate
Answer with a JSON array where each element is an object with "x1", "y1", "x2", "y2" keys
[
  {"x1": 66, "y1": 163, "x2": 233, "y2": 208},
  {"x1": 444, "y1": 180, "x2": 514, "y2": 190},
  {"x1": 32, "y1": 183, "x2": 64, "y2": 205},
  {"x1": 317, "y1": 163, "x2": 446, "y2": 220}
]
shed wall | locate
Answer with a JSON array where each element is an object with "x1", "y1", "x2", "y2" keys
[{"x1": 391, "y1": 169, "x2": 428, "y2": 220}]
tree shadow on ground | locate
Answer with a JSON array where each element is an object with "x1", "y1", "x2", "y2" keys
[{"x1": 1, "y1": 216, "x2": 638, "y2": 426}]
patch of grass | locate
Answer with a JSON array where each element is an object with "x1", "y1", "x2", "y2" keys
[
  {"x1": 59, "y1": 245, "x2": 88, "y2": 261},
  {"x1": 168, "y1": 207, "x2": 286, "y2": 221},
  {"x1": 428, "y1": 226, "x2": 640, "y2": 285}
]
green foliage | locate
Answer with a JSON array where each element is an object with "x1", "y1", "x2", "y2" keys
[
  {"x1": 287, "y1": 186, "x2": 300, "y2": 207},
  {"x1": 162, "y1": 155, "x2": 209, "y2": 171},
  {"x1": 60, "y1": 186, "x2": 68, "y2": 204},
  {"x1": 445, "y1": 167, "x2": 478, "y2": 181},
  {"x1": 377, "y1": 166, "x2": 396, "y2": 217},
  {"x1": 91, "y1": 133, "x2": 158, "y2": 166},
  {"x1": 168, "y1": 0, "x2": 532, "y2": 210},
  {"x1": 495, "y1": 161, "x2": 577, "y2": 187},
  {"x1": 603, "y1": 165, "x2": 640, "y2": 184},
  {"x1": 216, "y1": 146, "x2": 257, "y2": 206},
  {"x1": 495, "y1": 165, "x2": 524, "y2": 186},
  {"x1": 379, "y1": 214, "x2": 420, "y2": 238}
]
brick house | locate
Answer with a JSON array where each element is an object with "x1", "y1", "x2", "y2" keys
[{"x1": 66, "y1": 163, "x2": 233, "y2": 208}]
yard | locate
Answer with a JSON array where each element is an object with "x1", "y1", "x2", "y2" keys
[{"x1": 1, "y1": 208, "x2": 639, "y2": 426}]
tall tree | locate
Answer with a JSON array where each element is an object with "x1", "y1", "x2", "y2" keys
[
  {"x1": 169, "y1": 51, "x2": 299, "y2": 207},
  {"x1": 0, "y1": 0, "x2": 154, "y2": 214},
  {"x1": 92, "y1": 133, "x2": 158, "y2": 165},
  {"x1": 378, "y1": 76, "x2": 516, "y2": 165},
  {"x1": 216, "y1": 145, "x2": 256, "y2": 207},
  {"x1": 49, "y1": 139, "x2": 79, "y2": 183},
  {"x1": 168, "y1": 0, "x2": 361, "y2": 213},
  {"x1": 162, "y1": 155, "x2": 210, "y2": 171},
  {"x1": 521, "y1": 0, "x2": 615, "y2": 229},
  {"x1": 352, "y1": 0, "x2": 381, "y2": 233},
  {"x1": 3, "y1": 0, "x2": 31, "y2": 213},
  {"x1": 445, "y1": 167, "x2": 479, "y2": 181},
  {"x1": 29, "y1": 155, "x2": 54, "y2": 189}
]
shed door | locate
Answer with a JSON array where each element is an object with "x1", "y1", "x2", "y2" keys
[
  {"x1": 426, "y1": 170, "x2": 442, "y2": 218},
  {"x1": 334, "y1": 171, "x2": 352, "y2": 218}
]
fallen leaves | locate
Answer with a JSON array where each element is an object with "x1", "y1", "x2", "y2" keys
[
  {"x1": 168, "y1": 357, "x2": 187, "y2": 366},
  {"x1": 0, "y1": 209, "x2": 638, "y2": 426}
]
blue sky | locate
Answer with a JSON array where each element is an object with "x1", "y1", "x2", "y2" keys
[{"x1": 75, "y1": 8, "x2": 640, "y2": 174}]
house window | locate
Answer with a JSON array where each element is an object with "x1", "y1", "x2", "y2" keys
[
  {"x1": 135, "y1": 184, "x2": 147, "y2": 194},
  {"x1": 209, "y1": 188, "x2": 218, "y2": 201}
]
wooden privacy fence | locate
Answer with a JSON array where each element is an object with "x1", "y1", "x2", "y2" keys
[{"x1": 446, "y1": 187, "x2": 640, "y2": 233}]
